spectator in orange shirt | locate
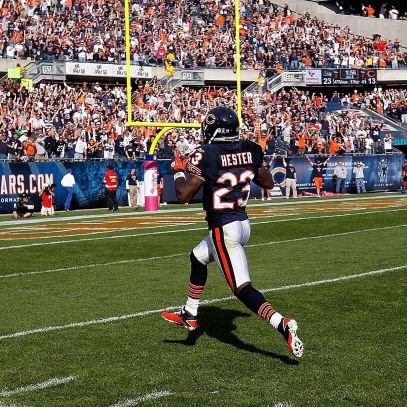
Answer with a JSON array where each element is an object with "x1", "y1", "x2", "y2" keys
[
  {"x1": 302, "y1": 55, "x2": 313, "y2": 68},
  {"x1": 351, "y1": 90, "x2": 360, "y2": 104},
  {"x1": 257, "y1": 129, "x2": 271, "y2": 152},
  {"x1": 275, "y1": 62, "x2": 284, "y2": 74},
  {"x1": 215, "y1": 13, "x2": 225, "y2": 27},
  {"x1": 363, "y1": 4, "x2": 375, "y2": 18},
  {"x1": 378, "y1": 57, "x2": 387, "y2": 68},
  {"x1": 25, "y1": 138, "x2": 36, "y2": 161},
  {"x1": 296, "y1": 133, "x2": 308, "y2": 155},
  {"x1": 329, "y1": 137, "x2": 341, "y2": 155}
]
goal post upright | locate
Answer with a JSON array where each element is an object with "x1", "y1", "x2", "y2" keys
[
  {"x1": 124, "y1": 0, "x2": 242, "y2": 210},
  {"x1": 124, "y1": 0, "x2": 133, "y2": 125},
  {"x1": 124, "y1": 0, "x2": 242, "y2": 129},
  {"x1": 234, "y1": 0, "x2": 242, "y2": 124}
]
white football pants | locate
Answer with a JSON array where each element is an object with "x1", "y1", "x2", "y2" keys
[{"x1": 192, "y1": 219, "x2": 251, "y2": 291}]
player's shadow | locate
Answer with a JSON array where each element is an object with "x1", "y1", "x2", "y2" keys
[{"x1": 163, "y1": 306, "x2": 298, "y2": 365}]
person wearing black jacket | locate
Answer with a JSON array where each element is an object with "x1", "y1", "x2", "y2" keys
[
  {"x1": 0, "y1": 133, "x2": 8, "y2": 160},
  {"x1": 44, "y1": 131, "x2": 57, "y2": 159},
  {"x1": 115, "y1": 135, "x2": 125, "y2": 159},
  {"x1": 283, "y1": 158, "x2": 298, "y2": 199},
  {"x1": 124, "y1": 140, "x2": 136, "y2": 160},
  {"x1": 12, "y1": 193, "x2": 34, "y2": 219},
  {"x1": 7, "y1": 133, "x2": 22, "y2": 161},
  {"x1": 126, "y1": 168, "x2": 139, "y2": 208}
]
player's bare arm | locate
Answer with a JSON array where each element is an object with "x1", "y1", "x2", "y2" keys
[
  {"x1": 253, "y1": 166, "x2": 274, "y2": 190},
  {"x1": 324, "y1": 155, "x2": 332, "y2": 164},
  {"x1": 174, "y1": 174, "x2": 204, "y2": 204}
]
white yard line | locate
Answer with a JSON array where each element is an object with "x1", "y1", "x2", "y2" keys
[
  {"x1": 77, "y1": 222, "x2": 105, "y2": 225},
  {"x1": 0, "y1": 194, "x2": 405, "y2": 227},
  {"x1": 0, "y1": 222, "x2": 204, "y2": 242},
  {"x1": 155, "y1": 220, "x2": 197, "y2": 223},
  {"x1": 0, "y1": 207, "x2": 406, "y2": 250},
  {"x1": 246, "y1": 224, "x2": 407, "y2": 248},
  {"x1": 0, "y1": 376, "x2": 76, "y2": 397},
  {"x1": 0, "y1": 402, "x2": 23, "y2": 407},
  {"x1": 0, "y1": 265, "x2": 405, "y2": 342},
  {"x1": 107, "y1": 390, "x2": 173, "y2": 407},
  {"x1": 0, "y1": 229, "x2": 75, "y2": 236},
  {"x1": 0, "y1": 253, "x2": 185, "y2": 279},
  {"x1": 138, "y1": 222, "x2": 196, "y2": 227},
  {"x1": 1, "y1": 224, "x2": 406, "y2": 280}
]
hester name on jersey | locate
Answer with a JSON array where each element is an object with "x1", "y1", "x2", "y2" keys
[
  {"x1": 220, "y1": 151, "x2": 254, "y2": 167},
  {"x1": 187, "y1": 139, "x2": 263, "y2": 229}
]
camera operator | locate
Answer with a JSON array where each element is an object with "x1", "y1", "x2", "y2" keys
[
  {"x1": 12, "y1": 193, "x2": 34, "y2": 219},
  {"x1": 39, "y1": 183, "x2": 55, "y2": 216}
]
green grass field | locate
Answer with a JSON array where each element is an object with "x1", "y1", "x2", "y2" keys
[{"x1": 0, "y1": 194, "x2": 406, "y2": 407}]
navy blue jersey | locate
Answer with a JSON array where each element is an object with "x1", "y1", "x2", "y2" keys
[
  {"x1": 187, "y1": 140, "x2": 263, "y2": 229},
  {"x1": 285, "y1": 164, "x2": 296, "y2": 179},
  {"x1": 311, "y1": 163, "x2": 326, "y2": 178},
  {"x1": 126, "y1": 173, "x2": 138, "y2": 186}
]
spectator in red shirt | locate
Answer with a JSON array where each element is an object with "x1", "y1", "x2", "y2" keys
[
  {"x1": 39, "y1": 183, "x2": 55, "y2": 216},
  {"x1": 103, "y1": 164, "x2": 119, "y2": 212}
]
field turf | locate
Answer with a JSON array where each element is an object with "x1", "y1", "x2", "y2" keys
[{"x1": 0, "y1": 193, "x2": 406, "y2": 407}]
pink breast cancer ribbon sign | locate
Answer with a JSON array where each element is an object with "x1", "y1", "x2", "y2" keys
[{"x1": 144, "y1": 154, "x2": 158, "y2": 212}]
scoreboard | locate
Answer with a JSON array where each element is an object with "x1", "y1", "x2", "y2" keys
[{"x1": 321, "y1": 69, "x2": 377, "y2": 85}]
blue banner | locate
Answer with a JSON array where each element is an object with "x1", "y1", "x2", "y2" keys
[
  {"x1": 0, "y1": 160, "x2": 147, "y2": 213},
  {"x1": 267, "y1": 155, "x2": 404, "y2": 196},
  {"x1": 0, "y1": 155, "x2": 404, "y2": 213}
]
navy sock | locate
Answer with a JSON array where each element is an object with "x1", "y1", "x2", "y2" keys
[
  {"x1": 186, "y1": 252, "x2": 208, "y2": 301},
  {"x1": 189, "y1": 252, "x2": 208, "y2": 286}
]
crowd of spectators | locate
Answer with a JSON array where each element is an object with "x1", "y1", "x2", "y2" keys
[
  {"x1": 323, "y1": 87, "x2": 407, "y2": 123},
  {"x1": 0, "y1": 78, "x2": 401, "y2": 162},
  {"x1": 375, "y1": 89, "x2": 407, "y2": 123},
  {"x1": 242, "y1": 86, "x2": 399, "y2": 156},
  {"x1": 0, "y1": 0, "x2": 405, "y2": 71}
]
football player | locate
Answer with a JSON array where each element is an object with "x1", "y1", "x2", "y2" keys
[{"x1": 161, "y1": 107, "x2": 303, "y2": 358}]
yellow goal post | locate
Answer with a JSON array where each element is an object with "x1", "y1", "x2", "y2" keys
[{"x1": 124, "y1": 0, "x2": 243, "y2": 154}]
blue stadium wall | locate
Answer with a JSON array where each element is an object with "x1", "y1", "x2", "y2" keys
[{"x1": 0, "y1": 155, "x2": 404, "y2": 213}]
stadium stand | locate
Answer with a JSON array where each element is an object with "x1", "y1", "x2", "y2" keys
[
  {"x1": 0, "y1": 1, "x2": 406, "y2": 162},
  {"x1": 0, "y1": 77, "x2": 404, "y2": 162},
  {"x1": 0, "y1": 0, "x2": 405, "y2": 72}
]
